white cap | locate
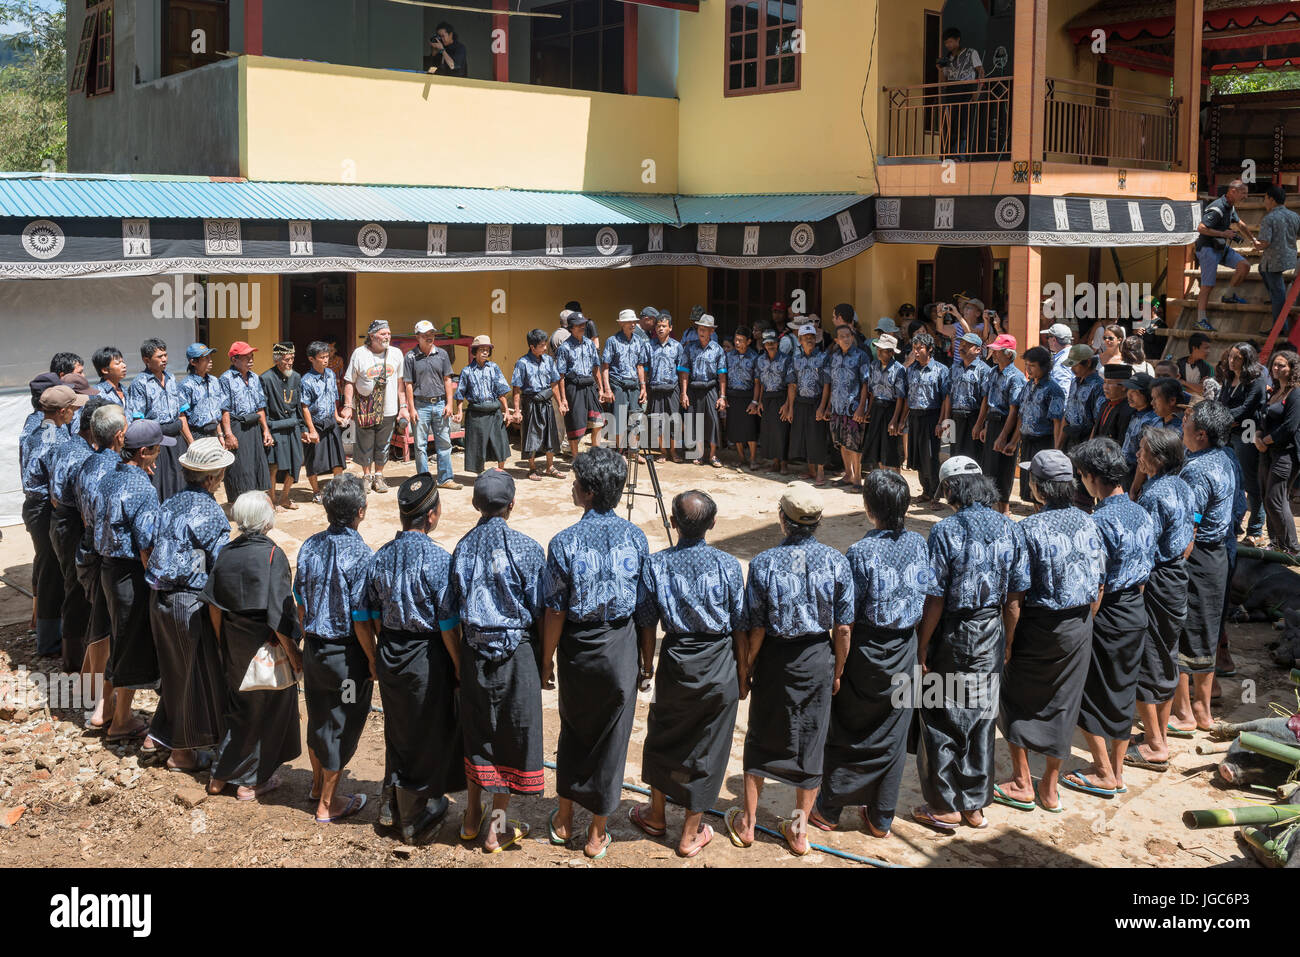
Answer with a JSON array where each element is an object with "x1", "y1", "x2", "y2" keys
[
  {"x1": 618, "y1": 308, "x2": 637, "y2": 323},
  {"x1": 797, "y1": 322, "x2": 818, "y2": 338},
  {"x1": 414, "y1": 320, "x2": 435, "y2": 334},
  {"x1": 938, "y1": 455, "x2": 982, "y2": 484},
  {"x1": 1043, "y1": 323, "x2": 1073, "y2": 342}
]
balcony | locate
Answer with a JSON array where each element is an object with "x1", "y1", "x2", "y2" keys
[
  {"x1": 1043, "y1": 78, "x2": 1179, "y2": 170},
  {"x1": 882, "y1": 76, "x2": 1014, "y2": 163}
]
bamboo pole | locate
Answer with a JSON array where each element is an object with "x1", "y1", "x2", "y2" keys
[
  {"x1": 1234, "y1": 545, "x2": 1300, "y2": 566},
  {"x1": 1182, "y1": 805, "x2": 1300, "y2": 829},
  {"x1": 1239, "y1": 732, "x2": 1300, "y2": 765}
]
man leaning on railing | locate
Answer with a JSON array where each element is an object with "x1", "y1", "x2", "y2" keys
[{"x1": 937, "y1": 27, "x2": 985, "y2": 161}]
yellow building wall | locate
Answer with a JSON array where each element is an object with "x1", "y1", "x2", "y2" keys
[
  {"x1": 239, "y1": 57, "x2": 679, "y2": 193},
  {"x1": 206, "y1": 275, "x2": 282, "y2": 363},
  {"x1": 676, "y1": 0, "x2": 878, "y2": 195}
]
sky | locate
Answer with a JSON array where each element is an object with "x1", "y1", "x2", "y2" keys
[{"x1": 1, "y1": 0, "x2": 63, "y2": 38}]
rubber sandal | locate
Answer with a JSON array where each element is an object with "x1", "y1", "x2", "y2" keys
[
  {"x1": 858, "y1": 807, "x2": 890, "y2": 839},
  {"x1": 1166, "y1": 724, "x2": 1196, "y2": 739},
  {"x1": 543, "y1": 467, "x2": 563, "y2": 478},
  {"x1": 315, "y1": 791, "x2": 367, "y2": 823},
  {"x1": 911, "y1": 805, "x2": 958, "y2": 833},
  {"x1": 460, "y1": 800, "x2": 488, "y2": 841},
  {"x1": 167, "y1": 749, "x2": 215, "y2": 774},
  {"x1": 709, "y1": 458, "x2": 723, "y2": 468},
  {"x1": 724, "y1": 807, "x2": 753, "y2": 848},
  {"x1": 961, "y1": 811, "x2": 989, "y2": 830},
  {"x1": 677, "y1": 823, "x2": 714, "y2": 859},
  {"x1": 628, "y1": 804, "x2": 667, "y2": 838},
  {"x1": 777, "y1": 819, "x2": 811, "y2": 856},
  {"x1": 1059, "y1": 771, "x2": 1116, "y2": 799},
  {"x1": 807, "y1": 810, "x2": 837, "y2": 832},
  {"x1": 547, "y1": 808, "x2": 569, "y2": 846},
  {"x1": 1215, "y1": 666, "x2": 1237, "y2": 677},
  {"x1": 991, "y1": 784, "x2": 1035, "y2": 812},
  {"x1": 1123, "y1": 742, "x2": 1169, "y2": 773},
  {"x1": 105, "y1": 722, "x2": 149, "y2": 743},
  {"x1": 527, "y1": 471, "x2": 543, "y2": 482},
  {"x1": 584, "y1": 832, "x2": 612, "y2": 860},
  {"x1": 486, "y1": 821, "x2": 529, "y2": 854},
  {"x1": 1034, "y1": 782, "x2": 1064, "y2": 813},
  {"x1": 237, "y1": 774, "x2": 282, "y2": 802}
]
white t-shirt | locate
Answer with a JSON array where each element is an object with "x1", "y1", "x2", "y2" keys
[{"x1": 344, "y1": 345, "x2": 404, "y2": 418}]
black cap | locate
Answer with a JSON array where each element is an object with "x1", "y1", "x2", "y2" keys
[
  {"x1": 1102, "y1": 363, "x2": 1132, "y2": 381},
  {"x1": 1123, "y1": 372, "x2": 1154, "y2": 395},
  {"x1": 567, "y1": 311, "x2": 589, "y2": 328},
  {"x1": 398, "y1": 472, "x2": 440, "y2": 518},
  {"x1": 28, "y1": 371, "x2": 61, "y2": 403},
  {"x1": 472, "y1": 468, "x2": 516, "y2": 512}
]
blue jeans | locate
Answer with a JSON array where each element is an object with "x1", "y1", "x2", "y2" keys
[
  {"x1": 1260, "y1": 268, "x2": 1290, "y2": 334},
  {"x1": 414, "y1": 399, "x2": 454, "y2": 484}
]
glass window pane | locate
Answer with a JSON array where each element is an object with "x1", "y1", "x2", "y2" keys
[
  {"x1": 765, "y1": 57, "x2": 778, "y2": 86},
  {"x1": 603, "y1": 0, "x2": 624, "y2": 25},
  {"x1": 573, "y1": 30, "x2": 599, "y2": 89},
  {"x1": 573, "y1": 0, "x2": 598, "y2": 31},
  {"x1": 745, "y1": 1, "x2": 759, "y2": 31},
  {"x1": 780, "y1": 55, "x2": 794, "y2": 84},
  {"x1": 729, "y1": 36, "x2": 743, "y2": 62},
  {"x1": 783, "y1": 1, "x2": 799, "y2": 27},
  {"x1": 744, "y1": 61, "x2": 756, "y2": 88},
  {"x1": 601, "y1": 26, "x2": 622, "y2": 93},
  {"x1": 728, "y1": 64, "x2": 741, "y2": 90},
  {"x1": 744, "y1": 33, "x2": 756, "y2": 60},
  {"x1": 729, "y1": 1, "x2": 746, "y2": 34}
]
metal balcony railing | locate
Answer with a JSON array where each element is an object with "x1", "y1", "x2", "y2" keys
[
  {"x1": 882, "y1": 76, "x2": 1013, "y2": 161},
  {"x1": 1043, "y1": 77, "x2": 1180, "y2": 169}
]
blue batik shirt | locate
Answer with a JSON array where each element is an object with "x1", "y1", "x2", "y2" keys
[
  {"x1": 20, "y1": 421, "x2": 68, "y2": 500},
  {"x1": 827, "y1": 348, "x2": 868, "y2": 415},
  {"x1": 1050, "y1": 348, "x2": 1074, "y2": 397},
  {"x1": 97, "y1": 379, "x2": 130, "y2": 413},
  {"x1": 179, "y1": 373, "x2": 226, "y2": 429},
  {"x1": 75, "y1": 447, "x2": 120, "y2": 534},
  {"x1": 366, "y1": 531, "x2": 454, "y2": 635},
  {"x1": 1090, "y1": 494, "x2": 1156, "y2": 590},
  {"x1": 1222, "y1": 443, "x2": 1249, "y2": 562},
  {"x1": 947, "y1": 357, "x2": 990, "y2": 414},
  {"x1": 868, "y1": 358, "x2": 906, "y2": 402},
  {"x1": 48, "y1": 435, "x2": 93, "y2": 508},
  {"x1": 456, "y1": 361, "x2": 511, "y2": 404},
  {"x1": 679, "y1": 339, "x2": 727, "y2": 388},
  {"x1": 93, "y1": 462, "x2": 160, "y2": 560},
  {"x1": 1121, "y1": 408, "x2": 1161, "y2": 467},
  {"x1": 556, "y1": 336, "x2": 601, "y2": 379},
  {"x1": 127, "y1": 371, "x2": 187, "y2": 424},
  {"x1": 985, "y1": 363, "x2": 1028, "y2": 416},
  {"x1": 543, "y1": 509, "x2": 650, "y2": 623},
  {"x1": 293, "y1": 524, "x2": 377, "y2": 640},
  {"x1": 145, "y1": 486, "x2": 229, "y2": 591},
  {"x1": 745, "y1": 531, "x2": 854, "y2": 637},
  {"x1": 925, "y1": 504, "x2": 1030, "y2": 611},
  {"x1": 645, "y1": 338, "x2": 685, "y2": 390},
  {"x1": 905, "y1": 359, "x2": 948, "y2": 412},
  {"x1": 443, "y1": 516, "x2": 547, "y2": 660},
  {"x1": 301, "y1": 369, "x2": 340, "y2": 427},
  {"x1": 757, "y1": 352, "x2": 795, "y2": 395},
  {"x1": 1065, "y1": 372, "x2": 1106, "y2": 433},
  {"x1": 21, "y1": 410, "x2": 43, "y2": 445},
  {"x1": 726, "y1": 349, "x2": 759, "y2": 394},
  {"x1": 1137, "y1": 473, "x2": 1195, "y2": 565},
  {"x1": 791, "y1": 350, "x2": 828, "y2": 400},
  {"x1": 511, "y1": 353, "x2": 559, "y2": 396},
  {"x1": 1180, "y1": 447, "x2": 1237, "y2": 545},
  {"x1": 219, "y1": 367, "x2": 267, "y2": 419},
  {"x1": 1017, "y1": 377, "x2": 1065, "y2": 438},
  {"x1": 602, "y1": 331, "x2": 648, "y2": 384},
  {"x1": 846, "y1": 529, "x2": 933, "y2": 630},
  {"x1": 635, "y1": 538, "x2": 746, "y2": 636},
  {"x1": 1017, "y1": 507, "x2": 1104, "y2": 609}
]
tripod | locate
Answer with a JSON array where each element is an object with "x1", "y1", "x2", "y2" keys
[{"x1": 624, "y1": 441, "x2": 673, "y2": 545}]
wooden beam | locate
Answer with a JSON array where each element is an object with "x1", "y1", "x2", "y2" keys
[
  {"x1": 493, "y1": 0, "x2": 508, "y2": 82},
  {"x1": 244, "y1": 0, "x2": 263, "y2": 56},
  {"x1": 624, "y1": 2, "x2": 638, "y2": 96}
]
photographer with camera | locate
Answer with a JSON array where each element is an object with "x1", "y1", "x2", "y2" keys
[
  {"x1": 937, "y1": 27, "x2": 985, "y2": 159},
  {"x1": 428, "y1": 21, "x2": 468, "y2": 78}
]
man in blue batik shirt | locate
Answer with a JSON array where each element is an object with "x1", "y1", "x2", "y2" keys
[{"x1": 127, "y1": 338, "x2": 189, "y2": 503}]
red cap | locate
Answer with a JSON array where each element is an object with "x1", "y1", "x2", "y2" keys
[
  {"x1": 771, "y1": 301, "x2": 786, "y2": 311},
  {"x1": 228, "y1": 341, "x2": 256, "y2": 357},
  {"x1": 990, "y1": 334, "x2": 1017, "y2": 352}
]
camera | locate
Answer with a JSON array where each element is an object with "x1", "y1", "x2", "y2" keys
[{"x1": 937, "y1": 55, "x2": 953, "y2": 68}]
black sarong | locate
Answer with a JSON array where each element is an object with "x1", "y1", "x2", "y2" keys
[
  {"x1": 1019, "y1": 433, "x2": 1053, "y2": 502},
  {"x1": 460, "y1": 634, "x2": 545, "y2": 795},
  {"x1": 724, "y1": 391, "x2": 758, "y2": 445},
  {"x1": 913, "y1": 606, "x2": 1002, "y2": 813},
  {"x1": 304, "y1": 422, "x2": 345, "y2": 476},
  {"x1": 998, "y1": 604, "x2": 1092, "y2": 759},
  {"x1": 463, "y1": 404, "x2": 510, "y2": 472},
  {"x1": 263, "y1": 370, "x2": 305, "y2": 482},
  {"x1": 743, "y1": 633, "x2": 833, "y2": 789},
  {"x1": 642, "y1": 631, "x2": 740, "y2": 812},
  {"x1": 225, "y1": 416, "x2": 270, "y2": 499},
  {"x1": 907, "y1": 408, "x2": 941, "y2": 496},
  {"x1": 863, "y1": 397, "x2": 900, "y2": 468},
  {"x1": 148, "y1": 588, "x2": 225, "y2": 751},
  {"x1": 1138, "y1": 559, "x2": 1187, "y2": 704},
  {"x1": 981, "y1": 411, "x2": 1018, "y2": 503},
  {"x1": 686, "y1": 383, "x2": 722, "y2": 452},
  {"x1": 1179, "y1": 541, "x2": 1227, "y2": 675},
  {"x1": 607, "y1": 378, "x2": 642, "y2": 441},
  {"x1": 819, "y1": 623, "x2": 915, "y2": 831},
  {"x1": 556, "y1": 615, "x2": 639, "y2": 816},
  {"x1": 788, "y1": 398, "x2": 829, "y2": 465},
  {"x1": 759, "y1": 392, "x2": 789, "y2": 460},
  {"x1": 151, "y1": 432, "x2": 188, "y2": 503},
  {"x1": 303, "y1": 635, "x2": 373, "y2": 772},
  {"x1": 49, "y1": 502, "x2": 89, "y2": 673},
  {"x1": 1079, "y1": 586, "x2": 1147, "y2": 739},
  {"x1": 563, "y1": 378, "x2": 602, "y2": 439},
  {"x1": 375, "y1": 626, "x2": 465, "y2": 797},
  {"x1": 520, "y1": 393, "x2": 560, "y2": 456},
  {"x1": 646, "y1": 386, "x2": 679, "y2": 420},
  {"x1": 22, "y1": 496, "x2": 63, "y2": 624},
  {"x1": 101, "y1": 556, "x2": 159, "y2": 690},
  {"x1": 75, "y1": 546, "x2": 110, "y2": 646},
  {"x1": 950, "y1": 410, "x2": 983, "y2": 462}
]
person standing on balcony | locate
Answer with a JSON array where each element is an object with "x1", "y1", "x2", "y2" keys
[
  {"x1": 342, "y1": 320, "x2": 409, "y2": 494},
  {"x1": 428, "y1": 22, "x2": 468, "y2": 78},
  {"x1": 403, "y1": 320, "x2": 462, "y2": 492},
  {"x1": 937, "y1": 27, "x2": 985, "y2": 160},
  {"x1": 1194, "y1": 180, "x2": 1259, "y2": 331},
  {"x1": 1255, "y1": 185, "x2": 1300, "y2": 337}
]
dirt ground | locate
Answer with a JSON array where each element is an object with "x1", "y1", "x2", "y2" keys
[{"x1": 0, "y1": 448, "x2": 1295, "y2": 869}]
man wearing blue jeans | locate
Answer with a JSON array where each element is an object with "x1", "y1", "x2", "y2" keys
[
  {"x1": 1194, "y1": 180, "x2": 1258, "y2": 331},
  {"x1": 1256, "y1": 184, "x2": 1300, "y2": 337},
  {"x1": 403, "y1": 320, "x2": 462, "y2": 490}
]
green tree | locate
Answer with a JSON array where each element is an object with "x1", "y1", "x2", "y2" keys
[
  {"x1": 1210, "y1": 70, "x2": 1300, "y2": 96},
  {"x1": 0, "y1": 1, "x2": 66, "y2": 172}
]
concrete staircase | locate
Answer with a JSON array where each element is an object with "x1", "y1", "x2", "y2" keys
[{"x1": 1166, "y1": 194, "x2": 1300, "y2": 362}]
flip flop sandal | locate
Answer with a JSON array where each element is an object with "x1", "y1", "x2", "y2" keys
[
  {"x1": 105, "y1": 723, "x2": 149, "y2": 743},
  {"x1": 911, "y1": 806, "x2": 958, "y2": 833},
  {"x1": 1166, "y1": 724, "x2": 1196, "y2": 739},
  {"x1": 584, "y1": 832, "x2": 612, "y2": 860},
  {"x1": 1215, "y1": 666, "x2": 1238, "y2": 677},
  {"x1": 807, "y1": 810, "x2": 837, "y2": 832},
  {"x1": 527, "y1": 471, "x2": 543, "y2": 481},
  {"x1": 543, "y1": 467, "x2": 563, "y2": 478},
  {"x1": 991, "y1": 784, "x2": 1036, "y2": 812},
  {"x1": 315, "y1": 791, "x2": 367, "y2": 823},
  {"x1": 628, "y1": 805, "x2": 667, "y2": 838},
  {"x1": 460, "y1": 801, "x2": 488, "y2": 841},
  {"x1": 547, "y1": 808, "x2": 570, "y2": 846},
  {"x1": 709, "y1": 458, "x2": 723, "y2": 468},
  {"x1": 858, "y1": 807, "x2": 890, "y2": 839},
  {"x1": 1059, "y1": 771, "x2": 1116, "y2": 799},
  {"x1": 237, "y1": 774, "x2": 283, "y2": 802},
  {"x1": 1034, "y1": 782, "x2": 1064, "y2": 814},
  {"x1": 486, "y1": 821, "x2": 530, "y2": 854},
  {"x1": 961, "y1": 812, "x2": 989, "y2": 830},
  {"x1": 677, "y1": 824, "x2": 714, "y2": 859},
  {"x1": 724, "y1": 807, "x2": 753, "y2": 848},
  {"x1": 777, "y1": 819, "x2": 811, "y2": 856},
  {"x1": 167, "y1": 749, "x2": 215, "y2": 774},
  {"x1": 1123, "y1": 742, "x2": 1169, "y2": 772}
]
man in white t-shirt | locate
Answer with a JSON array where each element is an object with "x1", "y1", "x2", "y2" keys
[{"x1": 340, "y1": 319, "x2": 409, "y2": 493}]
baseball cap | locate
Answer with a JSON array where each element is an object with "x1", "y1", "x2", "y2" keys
[
  {"x1": 760, "y1": 330, "x2": 777, "y2": 343},
  {"x1": 414, "y1": 320, "x2": 436, "y2": 334},
  {"x1": 60, "y1": 372, "x2": 97, "y2": 396},
  {"x1": 874, "y1": 334, "x2": 899, "y2": 352},
  {"x1": 1043, "y1": 323, "x2": 1074, "y2": 342},
  {"x1": 1020, "y1": 449, "x2": 1074, "y2": 481},
  {"x1": 39, "y1": 385, "x2": 88, "y2": 411},
  {"x1": 938, "y1": 455, "x2": 982, "y2": 484},
  {"x1": 185, "y1": 343, "x2": 215, "y2": 360},
  {"x1": 398, "y1": 473, "x2": 440, "y2": 518},
  {"x1": 1124, "y1": 372, "x2": 1154, "y2": 395},
  {"x1": 124, "y1": 419, "x2": 176, "y2": 449},
  {"x1": 779, "y1": 481, "x2": 823, "y2": 526},
  {"x1": 472, "y1": 469, "x2": 515, "y2": 512},
  {"x1": 229, "y1": 341, "x2": 256, "y2": 357},
  {"x1": 1067, "y1": 344, "x2": 1096, "y2": 365},
  {"x1": 990, "y1": 334, "x2": 1018, "y2": 353},
  {"x1": 178, "y1": 436, "x2": 235, "y2": 471},
  {"x1": 958, "y1": 332, "x2": 983, "y2": 347},
  {"x1": 639, "y1": 306, "x2": 660, "y2": 320},
  {"x1": 567, "y1": 311, "x2": 589, "y2": 327},
  {"x1": 771, "y1": 300, "x2": 786, "y2": 311},
  {"x1": 28, "y1": 372, "x2": 62, "y2": 404},
  {"x1": 796, "y1": 323, "x2": 818, "y2": 338}
]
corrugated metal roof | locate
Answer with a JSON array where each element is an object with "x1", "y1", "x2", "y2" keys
[{"x1": 0, "y1": 174, "x2": 863, "y2": 226}]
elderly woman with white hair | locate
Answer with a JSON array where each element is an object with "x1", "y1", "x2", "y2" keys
[{"x1": 202, "y1": 491, "x2": 303, "y2": 802}]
